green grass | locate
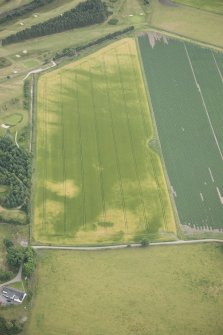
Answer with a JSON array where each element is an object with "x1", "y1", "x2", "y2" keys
[
  {"x1": 0, "y1": 110, "x2": 29, "y2": 145},
  {"x1": 149, "y1": 0, "x2": 223, "y2": 48},
  {"x1": 33, "y1": 38, "x2": 175, "y2": 245},
  {"x1": 0, "y1": 208, "x2": 27, "y2": 225},
  {"x1": 117, "y1": 0, "x2": 147, "y2": 24},
  {"x1": 0, "y1": 185, "x2": 8, "y2": 194},
  {"x1": 0, "y1": 57, "x2": 12, "y2": 68},
  {"x1": 1, "y1": 112, "x2": 23, "y2": 126},
  {"x1": 0, "y1": 0, "x2": 32, "y2": 14},
  {"x1": 8, "y1": 281, "x2": 25, "y2": 291},
  {"x1": 22, "y1": 59, "x2": 40, "y2": 68},
  {"x1": 138, "y1": 34, "x2": 223, "y2": 231},
  {"x1": 173, "y1": 0, "x2": 223, "y2": 14},
  {"x1": 25, "y1": 244, "x2": 223, "y2": 335}
]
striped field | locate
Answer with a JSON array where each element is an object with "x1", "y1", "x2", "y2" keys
[
  {"x1": 33, "y1": 38, "x2": 176, "y2": 245},
  {"x1": 138, "y1": 33, "x2": 223, "y2": 232}
]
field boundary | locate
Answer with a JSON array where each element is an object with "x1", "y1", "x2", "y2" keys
[
  {"x1": 145, "y1": 26, "x2": 223, "y2": 52},
  {"x1": 171, "y1": 1, "x2": 223, "y2": 16},
  {"x1": 32, "y1": 239, "x2": 223, "y2": 250}
]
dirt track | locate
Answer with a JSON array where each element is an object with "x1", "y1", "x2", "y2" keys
[{"x1": 32, "y1": 239, "x2": 223, "y2": 251}]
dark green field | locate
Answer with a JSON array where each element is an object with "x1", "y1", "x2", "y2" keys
[{"x1": 138, "y1": 33, "x2": 223, "y2": 231}]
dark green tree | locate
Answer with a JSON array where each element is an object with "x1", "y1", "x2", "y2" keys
[{"x1": 6, "y1": 246, "x2": 24, "y2": 268}]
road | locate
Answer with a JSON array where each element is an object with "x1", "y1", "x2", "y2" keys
[
  {"x1": 23, "y1": 60, "x2": 56, "y2": 80},
  {"x1": 0, "y1": 264, "x2": 22, "y2": 288},
  {"x1": 32, "y1": 239, "x2": 223, "y2": 251}
]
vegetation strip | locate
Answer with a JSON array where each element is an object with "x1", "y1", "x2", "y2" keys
[{"x1": 32, "y1": 239, "x2": 223, "y2": 250}]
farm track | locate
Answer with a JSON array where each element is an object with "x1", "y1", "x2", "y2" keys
[{"x1": 32, "y1": 239, "x2": 223, "y2": 251}]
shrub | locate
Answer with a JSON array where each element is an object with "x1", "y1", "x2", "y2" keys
[
  {"x1": 0, "y1": 317, "x2": 23, "y2": 335},
  {"x1": 0, "y1": 270, "x2": 13, "y2": 281},
  {"x1": 3, "y1": 239, "x2": 14, "y2": 249},
  {"x1": 141, "y1": 238, "x2": 149, "y2": 247},
  {"x1": 108, "y1": 18, "x2": 118, "y2": 25}
]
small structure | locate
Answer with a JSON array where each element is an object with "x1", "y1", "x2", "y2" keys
[{"x1": 2, "y1": 286, "x2": 26, "y2": 304}]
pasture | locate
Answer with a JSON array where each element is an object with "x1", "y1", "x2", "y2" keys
[
  {"x1": 173, "y1": 0, "x2": 223, "y2": 14},
  {"x1": 25, "y1": 244, "x2": 223, "y2": 335},
  {"x1": 149, "y1": 0, "x2": 223, "y2": 48},
  {"x1": 138, "y1": 33, "x2": 223, "y2": 232},
  {"x1": 33, "y1": 38, "x2": 175, "y2": 245}
]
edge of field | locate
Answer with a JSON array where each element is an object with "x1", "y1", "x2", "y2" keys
[{"x1": 146, "y1": 25, "x2": 223, "y2": 53}]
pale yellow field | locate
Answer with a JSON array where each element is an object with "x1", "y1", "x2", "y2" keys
[{"x1": 33, "y1": 38, "x2": 176, "y2": 245}]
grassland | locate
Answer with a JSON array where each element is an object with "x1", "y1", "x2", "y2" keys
[
  {"x1": 149, "y1": 0, "x2": 223, "y2": 48},
  {"x1": 0, "y1": 0, "x2": 32, "y2": 14},
  {"x1": 33, "y1": 38, "x2": 175, "y2": 245},
  {"x1": 173, "y1": 0, "x2": 223, "y2": 14},
  {"x1": 117, "y1": 0, "x2": 147, "y2": 24},
  {"x1": 138, "y1": 34, "x2": 223, "y2": 232},
  {"x1": 25, "y1": 244, "x2": 223, "y2": 335}
]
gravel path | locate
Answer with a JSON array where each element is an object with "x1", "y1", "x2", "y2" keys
[
  {"x1": 32, "y1": 239, "x2": 223, "y2": 251},
  {"x1": 23, "y1": 60, "x2": 56, "y2": 81}
]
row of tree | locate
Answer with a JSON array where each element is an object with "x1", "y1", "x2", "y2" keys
[
  {"x1": 2, "y1": 0, "x2": 109, "y2": 45},
  {"x1": 0, "y1": 136, "x2": 32, "y2": 212},
  {"x1": 23, "y1": 79, "x2": 31, "y2": 111},
  {"x1": 0, "y1": 0, "x2": 54, "y2": 25},
  {"x1": 54, "y1": 26, "x2": 135, "y2": 60}
]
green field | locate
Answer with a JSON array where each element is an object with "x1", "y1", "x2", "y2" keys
[
  {"x1": 149, "y1": 0, "x2": 223, "y2": 48},
  {"x1": 25, "y1": 244, "x2": 223, "y2": 335},
  {"x1": 173, "y1": 0, "x2": 223, "y2": 14},
  {"x1": 1, "y1": 112, "x2": 23, "y2": 126},
  {"x1": 33, "y1": 38, "x2": 175, "y2": 245},
  {"x1": 138, "y1": 33, "x2": 223, "y2": 231}
]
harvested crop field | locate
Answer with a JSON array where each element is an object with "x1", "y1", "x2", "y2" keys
[
  {"x1": 33, "y1": 38, "x2": 175, "y2": 245},
  {"x1": 138, "y1": 33, "x2": 223, "y2": 231}
]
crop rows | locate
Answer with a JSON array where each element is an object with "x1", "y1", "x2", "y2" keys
[
  {"x1": 138, "y1": 34, "x2": 223, "y2": 230},
  {"x1": 34, "y1": 39, "x2": 175, "y2": 244}
]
